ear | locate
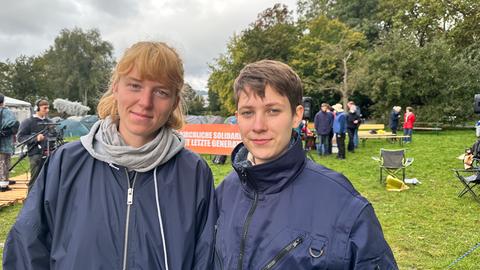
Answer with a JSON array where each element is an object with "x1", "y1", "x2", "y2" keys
[
  {"x1": 292, "y1": 105, "x2": 304, "y2": 128},
  {"x1": 112, "y1": 82, "x2": 119, "y2": 96}
]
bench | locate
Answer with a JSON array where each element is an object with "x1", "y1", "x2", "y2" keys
[
  {"x1": 359, "y1": 124, "x2": 385, "y2": 131},
  {"x1": 358, "y1": 134, "x2": 410, "y2": 146},
  {"x1": 358, "y1": 123, "x2": 408, "y2": 146},
  {"x1": 412, "y1": 122, "x2": 442, "y2": 134}
]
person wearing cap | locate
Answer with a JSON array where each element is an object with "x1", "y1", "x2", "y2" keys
[
  {"x1": 332, "y1": 103, "x2": 346, "y2": 160},
  {"x1": 0, "y1": 94, "x2": 18, "y2": 191},
  {"x1": 214, "y1": 60, "x2": 398, "y2": 269}
]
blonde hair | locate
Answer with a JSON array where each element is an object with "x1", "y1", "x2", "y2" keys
[{"x1": 97, "y1": 41, "x2": 185, "y2": 129}]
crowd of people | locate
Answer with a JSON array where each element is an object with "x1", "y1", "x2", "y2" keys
[
  {"x1": 2, "y1": 41, "x2": 399, "y2": 269},
  {"x1": 298, "y1": 102, "x2": 417, "y2": 161},
  {"x1": 304, "y1": 100, "x2": 362, "y2": 160}
]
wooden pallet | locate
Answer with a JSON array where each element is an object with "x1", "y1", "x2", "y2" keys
[{"x1": 0, "y1": 174, "x2": 29, "y2": 208}]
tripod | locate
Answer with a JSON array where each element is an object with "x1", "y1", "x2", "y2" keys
[{"x1": 9, "y1": 125, "x2": 64, "y2": 180}]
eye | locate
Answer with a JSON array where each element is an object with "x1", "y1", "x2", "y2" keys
[
  {"x1": 239, "y1": 110, "x2": 253, "y2": 118},
  {"x1": 153, "y1": 88, "x2": 171, "y2": 98},
  {"x1": 127, "y1": 83, "x2": 142, "y2": 91},
  {"x1": 267, "y1": 108, "x2": 281, "y2": 115}
]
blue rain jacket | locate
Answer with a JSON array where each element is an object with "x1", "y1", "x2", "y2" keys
[
  {"x1": 3, "y1": 141, "x2": 217, "y2": 270},
  {"x1": 215, "y1": 137, "x2": 398, "y2": 269}
]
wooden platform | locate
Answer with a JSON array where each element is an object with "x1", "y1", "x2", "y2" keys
[{"x1": 0, "y1": 173, "x2": 29, "y2": 208}]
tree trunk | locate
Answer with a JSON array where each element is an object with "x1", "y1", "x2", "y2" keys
[{"x1": 341, "y1": 51, "x2": 352, "y2": 108}]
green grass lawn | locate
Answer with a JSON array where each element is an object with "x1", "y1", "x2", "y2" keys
[{"x1": 1, "y1": 131, "x2": 479, "y2": 269}]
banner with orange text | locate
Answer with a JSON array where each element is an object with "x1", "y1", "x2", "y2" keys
[{"x1": 178, "y1": 124, "x2": 241, "y2": 155}]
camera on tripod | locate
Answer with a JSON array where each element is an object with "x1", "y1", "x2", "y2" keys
[{"x1": 38, "y1": 123, "x2": 64, "y2": 154}]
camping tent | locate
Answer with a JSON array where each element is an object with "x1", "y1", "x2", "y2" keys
[
  {"x1": 4, "y1": 96, "x2": 32, "y2": 123},
  {"x1": 185, "y1": 115, "x2": 224, "y2": 124},
  {"x1": 56, "y1": 119, "x2": 89, "y2": 137}
]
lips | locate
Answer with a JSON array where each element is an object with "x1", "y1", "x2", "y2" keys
[
  {"x1": 251, "y1": 138, "x2": 271, "y2": 145},
  {"x1": 131, "y1": 111, "x2": 153, "y2": 120}
]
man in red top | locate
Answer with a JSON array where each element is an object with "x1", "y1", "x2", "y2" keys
[{"x1": 403, "y1": 106, "x2": 416, "y2": 143}]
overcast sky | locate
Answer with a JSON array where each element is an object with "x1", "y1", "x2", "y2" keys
[{"x1": 0, "y1": 0, "x2": 298, "y2": 91}]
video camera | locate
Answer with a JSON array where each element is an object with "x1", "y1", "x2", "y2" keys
[{"x1": 38, "y1": 123, "x2": 64, "y2": 154}]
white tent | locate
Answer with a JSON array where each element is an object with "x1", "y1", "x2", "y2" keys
[{"x1": 4, "y1": 96, "x2": 32, "y2": 123}]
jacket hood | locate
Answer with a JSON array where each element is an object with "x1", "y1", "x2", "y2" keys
[{"x1": 231, "y1": 135, "x2": 306, "y2": 195}]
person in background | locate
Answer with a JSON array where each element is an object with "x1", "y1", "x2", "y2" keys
[
  {"x1": 346, "y1": 103, "x2": 361, "y2": 153},
  {"x1": 389, "y1": 106, "x2": 402, "y2": 135},
  {"x1": 16, "y1": 98, "x2": 52, "y2": 190},
  {"x1": 327, "y1": 104, "x2": 335, "y2": 155},
  {"x1": 0, "y1": 94, "x2": 18, "y2": 192},
  {"x1": 3, "y1": 41, "x2": 217, "y2": 270},
  {"x1": 347, "y1": 101, "x2": 361, "y2": 148},
  {"x1": 301, "y1": 119, "x2": 315, "y2": 151},
  {"x1": 214, "y1": 60, "x2": 398, "y2": 269},
  {"x1": 332, "y1": 103, "x2": 346, "y2": 160},
  {"x1": 314, "y1": 103, "x2": 333, "y2": 156},
  {"x1": 403, "y1": 106, "x2": 416, "y2": 143}
]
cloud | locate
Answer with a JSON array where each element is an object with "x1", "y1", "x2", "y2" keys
[{"x1": 0, "y1": 0, "x2": 298, "y2": 89}]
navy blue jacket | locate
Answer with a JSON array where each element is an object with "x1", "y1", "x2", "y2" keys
[
  {"x1": 215, "y1": 137, "x2": 397, "y2": 269},
  {"x1": 3, "y1": 141, "x2": 217, "y2": 270},
  {"x1": 389, "y1": 111, "x2": 400, "y2": 130},
  {"x1": 346, "y1": 112, "x2": 361, "y2": 129},
  {"x1": 17, "y1": 116, "x2": 54, "y2": 156},
  {"x1": 314, "y1": 111, "x2": 333, "y2": 135}
]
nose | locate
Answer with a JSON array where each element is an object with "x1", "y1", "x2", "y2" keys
[
  {"x1": 252, "y1": 113, "x2": 267, "y2": 132},
  {"x1": 137, "y1": 88, "x2": 154, "y2": 109}
]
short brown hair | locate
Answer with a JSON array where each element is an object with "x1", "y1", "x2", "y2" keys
[
  {"x1": 233, "y1": 60, "x2": 303, "y2": 114},
  {"x1": 97, "y1": 41, "x2": 185, "y2": 129},
  {"x1": 37, "y1": 99, "x2": 49, "y2": 107}
]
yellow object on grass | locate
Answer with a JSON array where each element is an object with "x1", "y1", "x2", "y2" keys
[{"x1": 386, "y1": 175, "x2": 410, "y2": 192}]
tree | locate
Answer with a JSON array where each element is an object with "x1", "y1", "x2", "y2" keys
[
  {"x1": 182, "y1": 83, "x2": 205, "y2": 115},
  {"x1": 207, "y1": 88, "x2": 221, "y2": 114},
  {"x1": 6, "y1": 56, "x2": 44, "y2": 103},
  {"x1": 361, "y1": 34, "x2": 479, "y2": 122},
  {"x1": 208, "y1": 4, "x2": 299, "y2": 114},
  {"x1": 290, "y1": 16, "x2": 367, "y2": 108},
  {"x1": 0, "y1": 61, "x2": 11, "y2": 96},
  {"x1": 297, "y1": 0, "x2": 381, "y2": 43},
  {"x1": 43, "y1": 28, "x2": 114, "y2": 110}
]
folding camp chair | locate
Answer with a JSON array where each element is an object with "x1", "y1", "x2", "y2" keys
[
  {"x1": 452, "y1": 169, "x2": 480, "y2": 204},
  {"x1": 372, "y1": 149, "x2": 414, "y2": 183}
]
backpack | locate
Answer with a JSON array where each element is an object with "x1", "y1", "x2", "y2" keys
[{"x1": 212, "y1": 155, "x2": 227, "y2": 165}]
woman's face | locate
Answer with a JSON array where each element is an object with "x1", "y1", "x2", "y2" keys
[
  {"x1": 236, "y1": 85, "x2": 303, "y2": 165},
  {"x1": 113, "y1": 66, "x2": 177, "y2": 147}
]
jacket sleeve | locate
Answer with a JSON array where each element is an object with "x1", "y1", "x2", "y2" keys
[
  {"x1": 17, "y1": 118, "x2": 36, "y2": 146},
  {"x1": 193, "y1": 160, "x2": 218, "y2": 270},
  {"x1": 2, "y1": 158, "x2": 55, "y2": 270},
  {"x1": 347, "y1": 204, "x2": 398, "y2": 270}
]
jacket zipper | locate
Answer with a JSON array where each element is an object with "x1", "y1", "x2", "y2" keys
[
  {"x1": 261, "y1": 236, "x2": 304, "y2": 270},
  {"x1": 237, "y1": 189, "x2": 258, "y2": 270},
  {"x1": 122, "y1": 170, "x2": 137, "y2": 270}
]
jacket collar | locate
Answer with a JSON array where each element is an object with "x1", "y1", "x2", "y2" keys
[{"x1": 231, "y1": 135, "x2": 306, "y2": 195}]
